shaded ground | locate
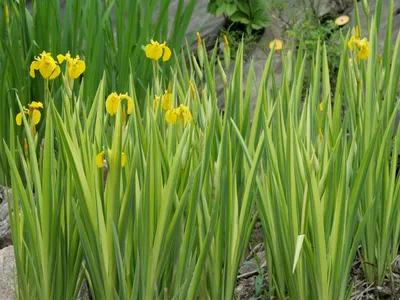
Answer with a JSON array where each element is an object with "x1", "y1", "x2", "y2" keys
[{"x1": 234, "y1": 222, "x2": 400, "y2": 300}]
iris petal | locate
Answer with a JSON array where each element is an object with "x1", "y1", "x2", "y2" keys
[
  {"x1": 96, "y1": 151, "x2": 105, "y2": 168},
  {"x1": 30, "y1": 61, "x2": 40, "y2": 78},
  {"x1": 50, "y1": 65, "x2": 61, "y2": 80},
  {"x1": 32, "y1": 109, "x2": 41, "y2": 125},
  {"x1": 16, "y1": 113, "x2": 23, "y2": 126},
  {"x1": 162, "y1": 46, "x2": 172, "y2": 62}
]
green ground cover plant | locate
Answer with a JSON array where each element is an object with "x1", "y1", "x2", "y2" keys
[
  {"x1": 208, "y1": 0, "x2": 270, "y2": 34},
  {"x1": 1, "y1": 0, "x2": 400, "y2": 299}
]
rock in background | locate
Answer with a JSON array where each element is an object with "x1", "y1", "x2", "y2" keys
[
  {"x1": 0, "y1": 185, "x2": 12, "y2": 250},
  {"x1": 0, "y1": 246, "x2": 16, "y2": 300}
]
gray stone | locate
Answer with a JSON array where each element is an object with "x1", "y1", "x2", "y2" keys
[
  {"x1": 0, "y1": 246, "x2": 15, "y2": 300},
  {"x1": 317, "y1": 0, "x2": 353, "y2": 17},
  {"x1": 238, "y1": 251, "x2": 266, "y2": 276},
  {"x1": 185, "y1": 0, "x2": 225, "y2": 47},
  {"x1": 0, "y1": 186, "x2": 12, "y2": 250},
  {"x1": 160, "y1": 0, "x2": 225, "y2": 49}
]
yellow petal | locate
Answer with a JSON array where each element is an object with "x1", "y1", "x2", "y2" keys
[
  {"x1": 145, "y1": 44, "x2": 153, "y2": 58},
  {"x1": 106, "y1": 93, "x2": 120, "y2": 116},
  {"x1": 182, "y1": 111, "x2": 193, "y2": 126},
  {"x1": 162, "y1": 46, "x2": 171, "y2": 62},
  {"x1": 357, "y1": 46, "x2": 370, "y2": 60},
  {"x1": 49, "y1": 65, "x2": 61, "y2": 80},
  {"x1": 39, "y1": 60, "x2": 57, "y2": 78},
  {"x1": 77, "y1": 60, "x2": 86, "y2": 74},
  {"x1": 145, "y1": 44, "x2": 163, "y2": 60},
  {"x1": 57, "y1": 54, "x2": 66, "y2": 64},
  {"x1": 162, "y1": 92, "x2": 172, "y2": 110},
  {"x1": 347, "y1": 36, "x2": 357, "y2": 51},
  {"x1": 120, "y1": 94, "x2": 133, "y2": 115},
  {"x1": 31, "y1": 109, "x2": 41, "y2": 125},
  {"x1": 16, "y1": 113, "x2": 23, "y2": 126},
  {"x1": 96, "y1": 151, "x2": 105, "y2": 168},
  {"x1": 68, "y1": 60, "x2": 86, "y2": 78},
  {"x1": 29, "y1": 101, "x2": 43, "y2": 109},
  {"x1": 30, "y1": 61, "x2": 40, "y2": 78},
  {"x1": 121, "y1": 153, "x2": 126, "y2": 167},
  {"x1": 165, "y1": 109, "x2": 178, "y2": 124}
]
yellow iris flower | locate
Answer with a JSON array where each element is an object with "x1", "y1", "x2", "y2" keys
[
  {"x1": 16, "y1": 101, "x2": 43, "y2": 127},
  {"x1": 96, "y1": 150, "x2": 126, "y2": 168},
  {"x1": 165, "y1": 104, "x2": 193, "y2": 126},
  {"x1": 105, "y1": 92, "x2": 133, "y2": 116},
  {"x1": 355, "y1": 38, "x2": 370, "y2": 60},
  {"x1": 348, "y1": 34, "x2": 370, "y2": 60},
  {"x1": 145, "y1": 39, "x2": 171, "y2": 62},
  {"x1": 178, "y1": 104, "x2": 193, "y2": 126},
  {"x1": 165, "y1": 108, "x2": 179, "y2": 124},
  {"x1": 30, "y1": 51, "x2": 61, "y2": 79},
  {"x1": 57, "y1": 52, "x2": 86, "y2": 78}
]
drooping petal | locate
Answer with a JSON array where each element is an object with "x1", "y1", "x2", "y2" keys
[
  {"x1": 57, "y1": 54, "x2": 66, "y2": 64},
  {"x1": 151, "y1": 45, "x2": 163, "y2": 60},
  {"x1": 68, "y1": 59, "x2": 86, "y2": 78},
  {"x1": 145, "y1": 43, "x2": 163, "y2": 60},
  {"x1": 31, "y1": 109, "x2": 41, "y2": 125},
  {"x1": 49, "y1": 65, "x2": 61, "y2": 80},
  {"x1": 145, "y1": 44, "x2": 153, "y2": 59},
  {"x1": 357, "y1": 45, "x2": 370, "y2": 60},
  {"x1": 120, "y1": 94, "x2": 133, "y2": 115},
  {"x1": 106, "y1": 92, "x2": 120, "y2": 116},
  {"x1": 39, "y1": 59, "x2": 57, "y2": 78},
  {"x1": 30, "y1": 61, "x2": 40, "y2": 78},
  {"x1": 165, "y1": 109, "x2": 178, "y2": 124},
  {"x1": 16, "y1": 112, "x2": 23, "y2": 126},
  {"x1": 162, "y1": 46, "x2": 172, "y2": 62},
  {"x1": 96, "y1": 151, "x2": 105, "y2": 168},
  {"x1": 162, "y1": 92, "x2": 172, "y2": 110},
  {"x1": 176, "y1": 104, "x2": 192, "y2": 126}
]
